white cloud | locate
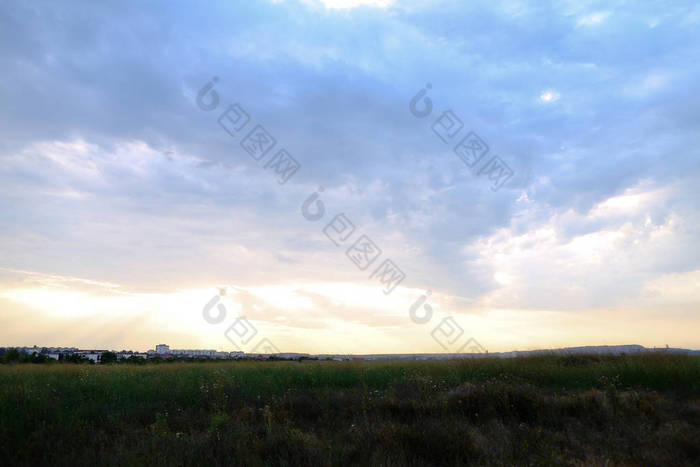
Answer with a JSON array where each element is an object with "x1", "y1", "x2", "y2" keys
[
  {"x1": 463, "y1": 182, "x2": 694, "y2": 311},
  {"x1": 302, "y1": 0, "x2": 394, "y2": 9},
  {"x1": 641, "y1": 269, "x2": 700, "y2": 306},
  {"x1": 623, "y1": 72, "x2": 670, "y2": 98},
  {"x1": 576, "y1": 10, "x2": 611, "y2": 27}
]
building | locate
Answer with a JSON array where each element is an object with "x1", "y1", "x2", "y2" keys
[
  {"x1": 155, "y1": 344, "x2": 170, "y2": 354},
  {"x1": 115, "y1": 352, "x2": 148, "y2": 360},
  {"x1": 84, "y1": 353, "x2": 100, "y2": 363},
  {"x1": 169, "y1": 348, "x2": 217, "y2": 358}
]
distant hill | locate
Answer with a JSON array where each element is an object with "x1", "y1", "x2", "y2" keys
[{"x1": 302, "y1": 344, "x2": 700, "y2": 361}]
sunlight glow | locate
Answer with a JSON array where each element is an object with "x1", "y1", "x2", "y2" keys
[{"x1": 539, "y1": 90, "x2": 560, "y2": 103}]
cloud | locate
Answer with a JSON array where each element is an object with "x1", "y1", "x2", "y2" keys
[
  {"x1": 576, "y1": 10, "x2": 611, "y2": 27},
  {"x1": 302, "y1": 0, "x2": 395, "y2": 9},
  {"x1": 0, "y1": 0, "x2": 699, "y2": 350}
]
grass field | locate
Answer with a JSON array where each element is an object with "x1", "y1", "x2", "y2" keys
[{"x1": 1, "y1": 353, "x2": 699, "y2": 466}]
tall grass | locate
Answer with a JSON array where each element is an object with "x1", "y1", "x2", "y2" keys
[{"x1": 1, "y1": 353, "x2": 699, "y2": 465}]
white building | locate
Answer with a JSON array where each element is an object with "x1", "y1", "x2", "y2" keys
[
  {"x1": 152, "y1": 344, "x2": 233, "y2": 359},
  {"x1": 170, "y1": 349, "x2": 217, "y2": 357},
  {"x1": 84, "y1": 353, "x2": 100, "y2": 363}
]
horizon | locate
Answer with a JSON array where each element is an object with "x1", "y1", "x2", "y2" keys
[
  {"x1": 1, "y1": 0, "x2": 699, "y2": 355},
  {"x1": 5, "y1": 342, "x2": 699, "y2": 356}
]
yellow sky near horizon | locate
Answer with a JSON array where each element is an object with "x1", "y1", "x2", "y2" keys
[{"x1": 1, "y1": 266, "x2": 698, "y2": 353}]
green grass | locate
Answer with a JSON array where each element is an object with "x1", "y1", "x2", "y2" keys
[{"x1": 1, "y1": 353, "x2": 699, "y2": 466}]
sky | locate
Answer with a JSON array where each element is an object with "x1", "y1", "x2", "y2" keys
[{"x1": 0, "y1": 0, "x2": 699, "y2": 353}]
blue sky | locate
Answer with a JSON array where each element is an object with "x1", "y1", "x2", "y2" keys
[{"x1": 1, "y1": 0, "x2": 699, "y2": 353}]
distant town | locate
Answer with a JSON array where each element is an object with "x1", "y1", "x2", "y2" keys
[{"x1": 1, "y1": 343, "x2": 698, "y2": 363}]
